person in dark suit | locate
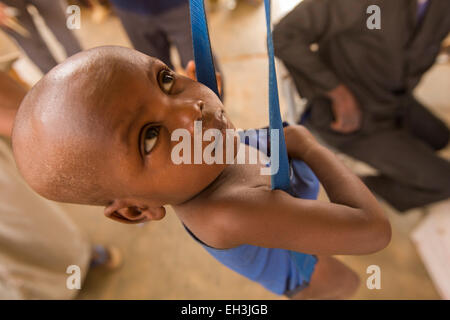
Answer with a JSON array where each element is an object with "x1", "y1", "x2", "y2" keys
[{"x1": 273, "y1": 0, "x2": 450, "y2": 212}]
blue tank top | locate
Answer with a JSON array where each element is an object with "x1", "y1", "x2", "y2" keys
[{"x1": 185, "y1": 127, "x2": 320, "y2": 295}]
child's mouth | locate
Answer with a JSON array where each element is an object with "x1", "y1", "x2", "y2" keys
[
  {"x1": 199, "y1": 105, "x2": 230, "y2": 133},
  {"x1": 214, "y1": 109, "x2": 228, "y2": 129}
]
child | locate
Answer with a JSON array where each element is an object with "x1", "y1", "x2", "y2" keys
[{"x1": 12, "y1": 46, "x2": 391, "y2": 299}]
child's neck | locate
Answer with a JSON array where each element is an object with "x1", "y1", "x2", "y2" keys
[
  {"x1": 173, "y1": 144, "x2": 270, "y2": 213},
  {"x1": 172, "y1": 163, "x2": 234, "y2": 209}
]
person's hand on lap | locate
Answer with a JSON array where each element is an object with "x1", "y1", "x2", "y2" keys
[{"x1": 326, "y1": 84, "x2": 362, "y2": 134}]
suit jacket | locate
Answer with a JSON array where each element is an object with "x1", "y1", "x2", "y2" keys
[{"x1": 273, "y1": 0, "x2": 450, "y2": 122}]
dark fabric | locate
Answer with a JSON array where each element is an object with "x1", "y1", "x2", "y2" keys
[
  {"x1": 114, "y1": 3, "x2": 194, "y2": 69},
  {"x1": 114, "y1": 3, "x2": 225, "y2": 99},
  {"x1": 416, "y1": 0, "x2": 430, "y2": 22},
  {"x1": 303, "y1": 96, "x2": 450, "y2": 212},
  {"x1": 1, "y1": 0, "x2": 82, "y2": 73},
  {"x1": 274, "y1": 0, "x2": 450, "y2": 211},
  {"x1": 110, "y1": 0, "x2": 187, "y2": 15},
  {"x1": 273, "y1": 0, "x2": 450, "y2": 129}
]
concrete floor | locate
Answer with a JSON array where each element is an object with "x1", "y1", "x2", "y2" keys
[{"x1": 9, "y1": 0, "x2": 450, "y2": 299}]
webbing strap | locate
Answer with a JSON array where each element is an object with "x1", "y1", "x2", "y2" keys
[{"x1": 189, "y1": 0, "x2": 290, "y2": 190}]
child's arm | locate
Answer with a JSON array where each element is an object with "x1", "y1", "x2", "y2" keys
[
  {"x1": 284, "y1": 125, "x2": 385, "y2": 218},
  {"x1": 209, "y1": 125, "x2": 391, "y2": 255}
]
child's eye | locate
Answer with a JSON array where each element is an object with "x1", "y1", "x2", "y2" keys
[
  {"x1": 143, "y1": 126, "x2": 160, "y2": 154},
  {"x1": 158, "y1": 69, "x2": 175, "y2": 93}
]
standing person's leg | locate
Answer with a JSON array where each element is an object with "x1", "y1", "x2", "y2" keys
[
  {"x1": 156, "y1": 3, "x2": 194, "y2": 68},
  {"x1": 113, "y1": 8, "x2": 173, "y2": 68},
  {"x1": 29, "y1": 0, "x2": 82, "y2": 57},
  {"x1": 1, "y1": 0, "x2": 57, "y2": 73},
  {"x1": 0, "y1": 138, "x2": 91, "y2": 299},
  {"x1": 156, "y1": 3, "x2": 225, "y2": 99}
]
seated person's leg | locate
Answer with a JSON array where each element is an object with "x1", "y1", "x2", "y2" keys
[
  {"x1": 402, "y1": 96, "x2": 450, "y2": 151},
  {"x1": 341, "y1": 130, "x2": 450, "y2": 211},
  {"x1": 303, "y1": 97, "x2": 450, "y2": 211},
  {"x1": 362, "y1": 174, "x2": 449, "y2": 212}
]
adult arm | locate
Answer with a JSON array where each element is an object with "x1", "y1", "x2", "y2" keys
[
  {"x1": 210, "y1": 126, "x2": 391, "y2": 255},
  {"x1": 273, "y1": 0, "x2": 363, "y2": 132}
]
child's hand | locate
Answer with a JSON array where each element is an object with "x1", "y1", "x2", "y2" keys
[
  {"x1": 284, "y1": 125, "x2": 319, "y2": 160},
  {"x1": 185, "y1": 60, "x2": 223, "y2": 96}
]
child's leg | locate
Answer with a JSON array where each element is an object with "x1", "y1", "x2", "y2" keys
[{"x1": 290, "y1": 256, "x2": 360, "y2": 300}]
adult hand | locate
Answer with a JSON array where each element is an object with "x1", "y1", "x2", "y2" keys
[
  {"x1": 326, "y1": 84, "x2": 362, "y2": 134},
  {"x1": 185, "y1": 60, "x2": 223, "y2": 96}
]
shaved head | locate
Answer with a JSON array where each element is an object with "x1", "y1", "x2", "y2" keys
[
  {"x1": 12, "y1": 46, "x2": 149, "y2": 205},
  {"x1": 12, "y1": 45, "x2": 230, "y2": 212}
]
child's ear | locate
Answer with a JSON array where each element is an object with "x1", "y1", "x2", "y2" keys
[{"x1": 104, "y1": 201, "x2": 166, "y2": 224}]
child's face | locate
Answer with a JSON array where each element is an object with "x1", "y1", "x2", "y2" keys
[
  {"x1": 99, "y1": 54, "x2": 236, "y2": 218},
  {"x1": 13, "y1": 47, "x2": 236, "y2": 223}
]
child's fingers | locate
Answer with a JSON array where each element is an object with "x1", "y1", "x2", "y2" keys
[
  {"x1": 185, "y1": 60, "x2": 197, "y2": 80},
  {"x1": 216, "y1": 72, "x2": 222, "y2": 96},
  {"x1": 186, "y1": 60, "x2": 222, "y2": 97}
]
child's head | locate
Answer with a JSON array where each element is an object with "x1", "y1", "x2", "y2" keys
[{"x1": 12, "y1": 46, "x2": 235, "y2": 223}]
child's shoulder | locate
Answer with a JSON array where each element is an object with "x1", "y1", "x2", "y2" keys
[{"x1": 175, "y1": 177, "x2": 285, "y2": 249}]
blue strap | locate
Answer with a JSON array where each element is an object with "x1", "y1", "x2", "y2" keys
[
  {"x1": 189, "y1": 0, "x2": 220, "y2": 97},
  {"x1": 263, "y1": 0, "x2": 290, "y2": 190},
  {"x1": 189, "y1": 0, "x2": 290, "y2": 190}
]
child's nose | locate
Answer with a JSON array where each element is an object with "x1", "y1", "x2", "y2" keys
[
  {"x1": 193, "y1": 100, "x2": 204, "y2": 117},
  {"x1": 197, "y1": 100, "x2": 204, "y2": 112},
  {"x1": 181, "y1": 100, "x2": 204, "y2": 120},
  {"x1": 168, "y1": 100, "x2": 205, "y2": 130}
]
